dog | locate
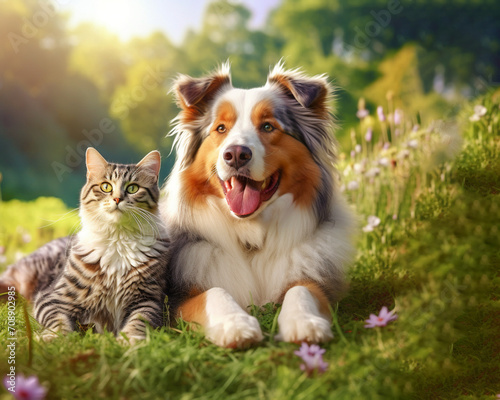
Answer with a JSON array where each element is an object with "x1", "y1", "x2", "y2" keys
[{"x1": 163, "y1": 63, "x2": 355, "y2": 347}]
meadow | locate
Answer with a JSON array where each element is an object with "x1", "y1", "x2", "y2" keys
[{"x1": 0, "y1": 92, "x2": 499, "y2": 400}]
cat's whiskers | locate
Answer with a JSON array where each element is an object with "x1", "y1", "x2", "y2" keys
[
  {"x1": 129, "y1": 208, "x2": 161, "y2": 238},
  {"x1": 39, "y1": 208, "x2": 79, "y2": 229}
]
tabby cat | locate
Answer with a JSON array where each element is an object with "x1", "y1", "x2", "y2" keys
[{"x1": 29, "y1": 148, "x2": 169, "y2": 342}]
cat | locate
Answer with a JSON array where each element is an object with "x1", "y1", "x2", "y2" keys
[{"x1": 27, "y1": 147, "x2": 170, "y2": 343}]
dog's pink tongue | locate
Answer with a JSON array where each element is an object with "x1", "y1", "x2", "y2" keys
[{"x1": 226, "y1": 177, "x2": 261, "y2": 216}]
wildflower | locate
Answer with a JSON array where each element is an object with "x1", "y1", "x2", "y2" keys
[
  {"x1": 365, "y1": 167, "x2": 381, "y2": 179},
  {"x1": 14, "y1": 251, "x2": 25, "y2": 262},
  {"x1": 362, "y1": 215, "x2": 381, "y2": 232},
  {"x1": 3, "y1": 374, "x2": 47, "y2": 400},
  {"x1": 397, "y1": 149, "x2": 410, "y2": 159},
  {"x1": 294, "y1": 343, "x2": 328, "y2": 375},
  {"x1": 364, "y1": 306, "x2": 398, "y2": 328},
  {"x1": 347, "y1": 180, "x2": 359, "y2": 191},
  {"x1": 357, "y1": 98, "x2": 369, "y2": 119},
  {"x1": 353, "y1": 162, "x2": 365, "y2": 174},
  {"x1": 365, "y1": 127, "x2": 373, "y2": 142},
  {"x1": 392, "y1": 214, "x2": 398, "y2": 220},
  {"x1": 377, "y1": 106, "x2": 386, "y2": 122},
  {"x1": 350, "y1": 150, "x2": 356, "y2": 159},
  {"x1": 22, "y1": 233, "x2": 32, "y2": 244},
  {"x1": 356, "y1": 109, "x2": 369, "y2": 119},
  {"x1": 469, "y1": 105, "x2": 487, "y2": 122},
  {"x1": 407, "y1": 139, "x2": 419, "y2": 149},
  {"x1": 355, "y1": 144, "x2": 362, "y2": 153},
  {"x1": 378, "y1": 157, "x2": 390, "y2": 167},
  {"x1": 383, "y1": 142, "x2": 391, "y2": 150},
  {"x1": 394, "y1": 109, "x2": 403, "y2": 125},
  {"x1": 412, "y1": 124, "x2": 420, "y2": 132}
]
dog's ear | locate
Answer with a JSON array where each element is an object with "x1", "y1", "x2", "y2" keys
[
  {"x1": 267, "y1": 63, "x2": 330, "y2": 114},
  {"x1": 173, "y1": 64, "x2": 232, "y2": 113}
]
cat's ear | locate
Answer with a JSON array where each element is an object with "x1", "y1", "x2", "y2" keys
[
  {"x1": 137, "y1": 150, "x2": 161, "y2": 178},
  {"x1": 85, "y1": 147, "x2": 108, "y2": 178}
]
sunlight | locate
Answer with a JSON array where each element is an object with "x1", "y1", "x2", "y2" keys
[{"x1": 88, "y1": 0, "x2": 145, "y2": 40}]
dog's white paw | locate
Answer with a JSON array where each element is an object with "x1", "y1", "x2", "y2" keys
[
  {"x1": 276, "y1": 312, "x2": 333, "y2": 343},
  {"x1": 276, "y1": 285, "x2": 333, "y2": 343},
  {"x1": 206, "y1": 312, "x2": 263, "y2": 348}
]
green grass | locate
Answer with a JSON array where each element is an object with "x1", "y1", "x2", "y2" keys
[{"x1": 1, "y1": 93, "x2": 499, "y2": 399}]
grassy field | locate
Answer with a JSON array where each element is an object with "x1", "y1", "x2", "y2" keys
[{"x1": 0, "y1": 93, "x2": 499, "y2": 400}]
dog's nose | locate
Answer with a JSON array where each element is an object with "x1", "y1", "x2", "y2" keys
[{"x1": 223, "y1": 145, "x2": 252, "y2": 169}]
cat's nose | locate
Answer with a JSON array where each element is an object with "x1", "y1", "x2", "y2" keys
[{"x1": 113, "y1": 198, "x2": 122, "y2": 204}]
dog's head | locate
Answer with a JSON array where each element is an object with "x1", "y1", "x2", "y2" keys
[{"x1": 171, "y1": 63, "x2": 337, "y2": 221}]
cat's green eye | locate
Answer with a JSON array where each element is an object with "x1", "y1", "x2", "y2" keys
[
  {"x1": 126, "y1": 184, "x2": 139, "y2": 194},
  {"x1": 100, "y1": 182, "x2": 112, "y2": 193}
]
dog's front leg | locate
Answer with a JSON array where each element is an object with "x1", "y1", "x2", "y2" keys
[
  {"x1": 177, "y1": 287, "x2": 263, "y2": 348},
  {"x1": 276, "y1": 282, "x2": 333, "y2": 343}
]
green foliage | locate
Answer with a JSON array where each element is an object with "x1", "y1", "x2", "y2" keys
[
  {"x1": 1, "y1": 92, "x2": 498, "y2": 400},
  {"x1": 0, "y1": 197, "x2": 79, "y2": 266},
  {"x1": 1, "y1": 0, "x2": 498, "y2": 206}
]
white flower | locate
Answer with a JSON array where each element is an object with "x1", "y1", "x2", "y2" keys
[
  {"x1": 407, "y1": 139, "x2": 419, "y2": 149},
  {"x1": 355, "y1": 144, "x2": 362, "y2": 153},
  {"x1": 363, "y1": 215, "x2": 381, "y2": 232},
  {"x1": 398, "y1": 149, "x2": 410, "y2": 159},
  {"x1": 378, "y1": 157, "x2": 390, "y2": 167},
  {"x1": 469, "y1": 105, "x2": 487, "y2": 122},
  {"x1": 365, "y1": 167, "x2": 381, "y2": 178},
  {"x1": 15, "y1": 251, "x2": 25, "y2": 262},
  {"x1": 347, "y1": 180, "x2": 360, "y2": 191},
  {"x1": 22, "y1": 233, "x2": 32, "y2": 244},
  {"x1": 353, "y1": 163, "x2": 365, "y2": 174}
]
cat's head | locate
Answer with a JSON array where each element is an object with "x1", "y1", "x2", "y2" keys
[{"x1": 80, "y1": 148, "x2": 161, "y2": 230}]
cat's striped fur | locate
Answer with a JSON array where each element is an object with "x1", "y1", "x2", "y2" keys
[
  {"x1": 29, "y1": 148, "x2": 170, "y2": 342},
  {"x1": 0, "y1": 236, "x2": 71, "y2": 301}
]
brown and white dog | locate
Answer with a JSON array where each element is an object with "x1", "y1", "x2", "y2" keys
[{"x1": 163, "y1": 63, "x2": 355, "y2": 347}]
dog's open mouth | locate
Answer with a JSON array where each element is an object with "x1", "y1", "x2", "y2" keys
[{"x1": 220, "y1": 170, "x2": 281, "y2": 217}]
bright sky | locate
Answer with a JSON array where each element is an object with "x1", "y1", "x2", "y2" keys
[{"x1": 57, "y1": 0, "x2": 281, "y2": 43}]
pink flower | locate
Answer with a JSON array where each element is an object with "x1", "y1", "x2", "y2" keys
[
  {"x1": 3, "y1": 375, "x2": 47, "y2": 400},
  {"x1": 365, "y1": 127, "x2": 373, "y2": 142},
  {"x1": 294, "y1": 343, "x2": 329, "y2": 375},
  {"x1": 356, "y1": 109, "x2": 369, "y2": 119},
  {"x1": 364, "y1": 306, "x2": 398, "y2": 328},
  {"x1": 394, "y1": 109, "x2": 403, "y2": 125},
  {"x1": 377, "y1": 106, "x2": 386, "y2": 122}
]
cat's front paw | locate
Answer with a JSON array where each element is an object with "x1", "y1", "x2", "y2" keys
[
  {"x1": 117, "y1": 333, "x2": 144, "y2": 346},
  {"x1": 205, "y1": 313, "x2": 263, "y2": 348},
  {"x1": 276, "y1": 312, "x2": 333, "y2": 343},
  {"x1": 37, "y1": 330, "x2": 60, "y2": 342}
]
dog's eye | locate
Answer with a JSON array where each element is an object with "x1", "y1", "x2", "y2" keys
[
  {"x1": 262, "y1": 123, "x2": 274, "y2": 133},
  {"x1": 216, "y1": 124, "x2": 227, "y2": 133}
]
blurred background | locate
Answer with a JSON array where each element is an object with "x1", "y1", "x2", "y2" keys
[{"x1": 0, "y1": 0, "x2": 498, "y2": 207}]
